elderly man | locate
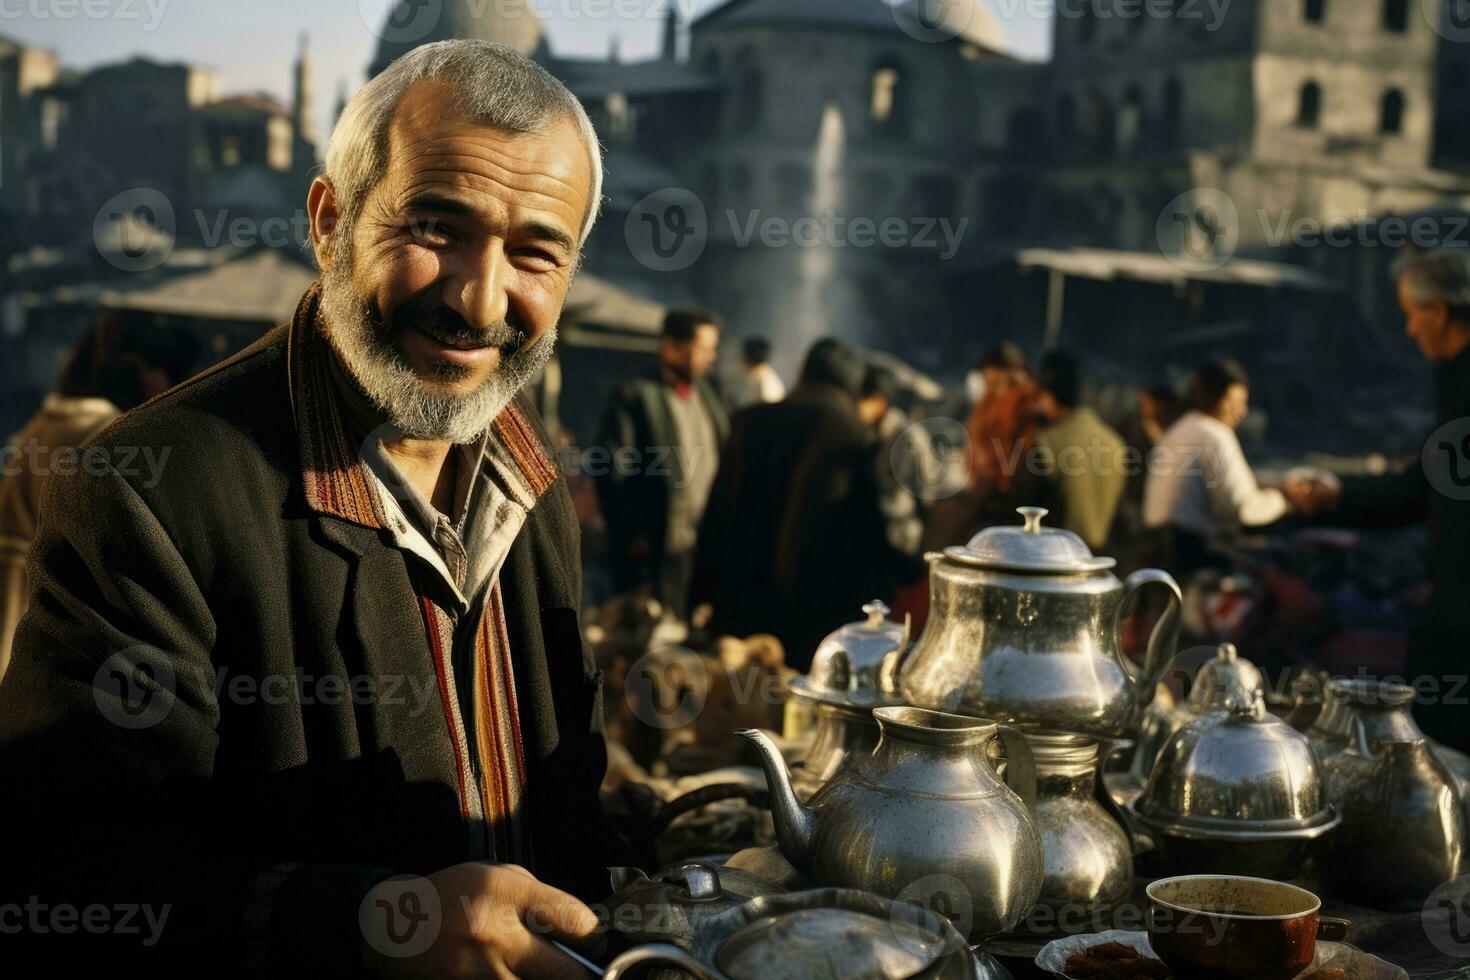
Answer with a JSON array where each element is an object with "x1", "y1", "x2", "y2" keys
[
  {"x1": 1289, "y1": 249, "x2": 1470, "y2": 752},
  {"x1": 0, "y1": 42, "x2": 613, "y2": 976}
]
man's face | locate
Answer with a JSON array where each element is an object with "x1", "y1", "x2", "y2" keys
[
  {"x1": 314, "y1": 82, "x2": 592, "y2": 441},
  {"x1": 1398, "y1": 277, "x2": 1470, "y2": 362},
  {"x1": 1218, "y1": 382, "x2": 1250, "y2": 429},
  {"x1": 981, "y1": 365, "x2": 1010, "y2": 394},
  {"x1": 662, "y1": 324, "x2": 720, "y2": 382}
]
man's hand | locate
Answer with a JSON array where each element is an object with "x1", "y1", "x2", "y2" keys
[
  {"x1": 1284, "y1": 475, "x2": 1341, "y2": 517},
  {"x1": 361, "y1": 863, "x2": 601, "y2": 979}
]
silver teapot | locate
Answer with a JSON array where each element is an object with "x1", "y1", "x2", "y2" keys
[
  {"x1": 1129, "y1": 643, "x2": 1264, "y2": 786},
  {"x1": 1025, "y1": 732, "x2": 1135, "y2": 924},
  {"x1": 1133, "y1": 692, "x2": 1340, "y2": 879},
  {"x1": 788, "y1": 601, "x2": 909, "y2": 800},
  {"x1": 739, "y1": 706, "x2": 1043, "y2": 940},
  {"x1": 894, "y1": 508, "x2": 1182, "y2": 739},
  {"x1": 1312, "y1": 684, "x2": 1467, "y2": 910}
]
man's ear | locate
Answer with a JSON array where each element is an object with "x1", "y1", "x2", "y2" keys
[{"x1": 306, "y1": 176, "x2": 342, "y2": 272}]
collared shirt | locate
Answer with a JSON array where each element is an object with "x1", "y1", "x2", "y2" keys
[{"x1": 289, "y1": 284, "x2": 560, "y2": 862}]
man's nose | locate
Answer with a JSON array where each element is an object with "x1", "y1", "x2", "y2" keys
[{"x1": 446, "y1": 246, "x2": 510, "y2": 330}]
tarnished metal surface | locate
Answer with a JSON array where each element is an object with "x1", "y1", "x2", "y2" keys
[
  {"x1": 740, "y1": 706, "x2": 1044, "y2": 940},
  {"x1": 896, "y1": 509, "x2": 1182, "y2": 739},
  {"x1": 1025, "y1": 732, "x2": 1134, "y2": 918}
]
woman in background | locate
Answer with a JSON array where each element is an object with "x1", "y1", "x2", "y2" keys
[{"x1": 1144, "y1": 358, "x2": 1294, "y2": 575}]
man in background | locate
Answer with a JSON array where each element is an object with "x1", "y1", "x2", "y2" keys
[
  {"x1": 597, "y1": 309, "x2": 728, "y2": 623},
  {"x1": 1015, "y1": 351, "x2": 1128, "y2": 550},
  {"x1": 856, "y1": 364, "x2": 929, "y2": 556},
  {"x1": 694, "y1": 338, "x2": 919, "y2": 669},
  {"x1": 1288, "y1": 249, "x2": 1470, "y2": 751},
  {"x1": 733, "y1": 335, "x2": 786, "y2": 408},
  {"x1": 0, "y1": 311, "x2": 198, "y2": 679}
]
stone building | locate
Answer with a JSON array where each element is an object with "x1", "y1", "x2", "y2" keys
[{"x1": 0, "y1": 33, "x2": 319, "y2": 256}]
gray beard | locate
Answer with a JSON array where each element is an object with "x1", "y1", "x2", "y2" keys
[{"x1": 317, "y1": 254, "x2": 555, "y2": 445}]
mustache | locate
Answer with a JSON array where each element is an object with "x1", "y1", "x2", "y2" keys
[{"x1": 388, "y1": 294, "x2": 529, "y2": 355}]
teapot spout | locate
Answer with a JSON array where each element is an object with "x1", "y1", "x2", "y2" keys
[{"x1": 736, "y1": 729, "x2": 815, "y2": 865}]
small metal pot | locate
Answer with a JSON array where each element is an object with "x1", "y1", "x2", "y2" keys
[
  {"x1": 1132, "y1": 694, "x2": 1339, "y2": 879},
  {"x1": 787, "y1": 601, "x2": 909, "y2": 800}
]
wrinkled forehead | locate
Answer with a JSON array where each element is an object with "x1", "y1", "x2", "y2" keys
[{"x1": 378, "y1": 81, "x2": 593, "y2": 240}]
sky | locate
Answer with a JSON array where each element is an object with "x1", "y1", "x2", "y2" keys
[{"x1": 0, "y1": 1, "x2": 1053, "y2": 136}]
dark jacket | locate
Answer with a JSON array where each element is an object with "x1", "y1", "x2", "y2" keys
[
  {"x1": 691, "y1": 382, "x2": 921, "y2": 670},
  {"x1": 0, "y1": 309, "x2": 611, "y2": 973},
  {"x1": 1332, "y1": 344, "x2": 1470, "y2": 750},
  {"x1": 594, "y1": 372, "x2": 728, "y2": 592}
]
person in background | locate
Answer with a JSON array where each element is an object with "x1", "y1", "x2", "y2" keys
[
  {"x1": 733, "y1": 335, "x2": 786, "y2": 408},
  {"x1": 965, "y1": 342, "x2": 1039, "y2": 520},
  {"x1": 596, "y1": 308, "x2": 728, "y2": 623},
  {"x1": 856, "y1": 364, "x2": 929, "y2": 555},
  {"x1": 0, "y1": 310, "x2": 199, "y2": 679},
  {"x1": 1144, "y1": 358, "x2": 1292, "y2": 574},
  {"x1": 1014, "y1": 351, "x2": 1128, "y2": 551},
  {"x1": 1286, "y1": 249, "x2": 1470, "y2": 752},
  {"x1": 1111, "y1": 382, "x2": 1184, "y2": 571},
  {"x1": 692, "y1": 338, "x2": 919, "y2": 669}
]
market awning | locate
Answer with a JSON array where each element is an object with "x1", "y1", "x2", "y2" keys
[
  {"x1": 97, "y1": 247, "x2": 316, "y2": 323},
  {"x1": 1015, "y1": 247, "x2": 1341, "y2": 292}
]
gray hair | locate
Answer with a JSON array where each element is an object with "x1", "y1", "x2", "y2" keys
[
  {"x1": 1392, "y1": 248, "x2": 1470, "y2": 315},
  {"x1": 324, "y1": 39, "x2": 603, "y2": 251}
]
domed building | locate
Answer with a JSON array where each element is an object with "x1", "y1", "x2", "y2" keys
[{"x1": 368, "y1": 0, "x2": 548, "y2": 78}]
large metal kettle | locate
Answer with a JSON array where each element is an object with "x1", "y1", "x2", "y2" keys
[
  {"x1": 895, "y1": 507, "x2": 1182, "y2": 739},
  {"x1": 738, "y1": 706, "x2": 1043, "y2": 940}
]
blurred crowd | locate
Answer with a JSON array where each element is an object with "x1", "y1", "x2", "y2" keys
[{"x1": 3, "y1": 252, "x2": 1469, "y2": 752}]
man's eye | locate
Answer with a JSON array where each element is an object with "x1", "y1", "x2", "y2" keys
[
  {"x1": 407, "y1": 223, "x2": 452, "y2": 247},
  {"x1": 514, "y1": 248, "x2": 559, "y2": 268}
]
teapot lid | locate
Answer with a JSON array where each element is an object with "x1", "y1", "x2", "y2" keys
[
  {"x1": 944, "y1": 507, "x2": 1116, "y2": 574},
  {"x1": 1185, "y1": 643, "x2": 1265, "y2": 713},
  {"x1": 791, "y1": 601, "x2": 909, "y2": 709}
]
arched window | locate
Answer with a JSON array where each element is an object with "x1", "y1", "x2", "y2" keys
[
  {"x1": 1304, "y1": 0, "x2": 1326, "y2": 23},
  {"x1": 731, "y1": 48, "x2": 762, "y2": 134},
  {"x1": 1384, "y1": 0, "x2": 1409, "y2": 32},
  {"x1": 1163, "y1": 77, "x2": 1184, "y2": 142},
  {"x1": 870, "y1": 60, "x2": 908, "y2": 138},
  {"x1": 1297, "y1": 81, "x2": 1322, "y2": 128},
  {"x1": 1381, "y1": 88, "x2": 1406, "y2": 133}
]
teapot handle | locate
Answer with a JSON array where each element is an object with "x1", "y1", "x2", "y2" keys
[
  {"x1": 1095, "y1": 738, "x2": 1140, "y2": 856},
  {"x1": 992, "y1": 725, "x2": 1038, "y2": 818},
  {"x1": 1121, "y1": 569, "x2": 1183, "y2": 711}
]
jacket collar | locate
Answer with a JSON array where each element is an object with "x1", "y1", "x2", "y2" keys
[{"x1": 285, "y1": 280, "x2": 559, "y2": 530}]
